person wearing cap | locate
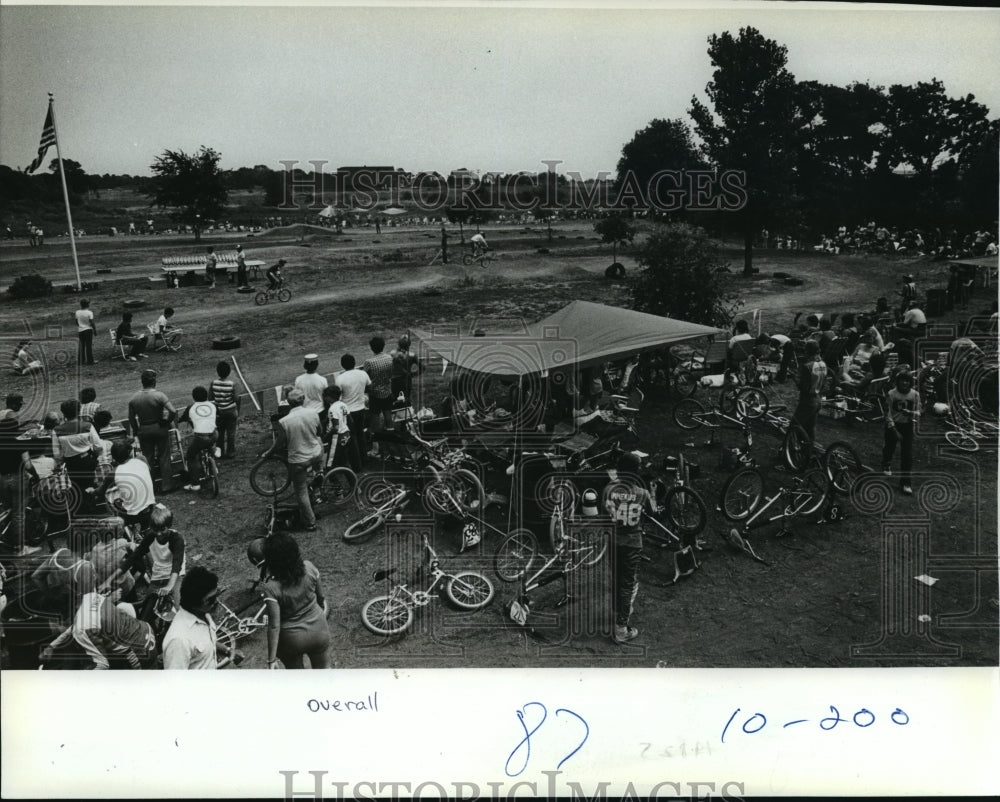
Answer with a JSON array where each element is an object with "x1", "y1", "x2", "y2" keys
[
  {"x1": 262, "y1": 387, "x2": 323, "y2": 531},
  {"x1": 235, "y1": 244, "x2": 249, "y2": 290},
  {"x1": 128, "y1": 368, "x2": 177, "y2": 493},
  {"x1": 793, "y1": 340, "x2": 828, "y2": 448},
  {"x1": 599, "y1": 451, "x2": 654, "y2": 643},
  {"x1": 295, "y1": 354, "x2": 328, "y2": 413},
  {"x1": 266, "y1": 259, "x2": 285, "y2": 291}
]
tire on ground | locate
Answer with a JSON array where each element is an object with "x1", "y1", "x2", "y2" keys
[
  {"x1": 123, "y1": 299, "x2": 145, "y2": 309},
  {"x1": 605, "y1": 262, "x2": 626, "y2": 280},
  {"x1": 211, "y1": 335, "x2": 242, "y2": 350}
]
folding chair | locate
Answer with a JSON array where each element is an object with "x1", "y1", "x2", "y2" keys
[{"x1": 109, "y1": 329, "x2": 128, "y2": 360}]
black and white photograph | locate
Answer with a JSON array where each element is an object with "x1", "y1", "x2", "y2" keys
[{"x1": 1, "y1": 1, "x2": 997, "y2": 797}]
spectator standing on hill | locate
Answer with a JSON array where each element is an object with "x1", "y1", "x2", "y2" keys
[
  {"x1": 209, "y1": 361, "x2": 239, "y2": 459},
  {"x1": 899, "y1": 274, "x2": 917, "y2": 317},
  {"x1": 205, "y1": 246, "x2": 218, "y2": 289},
  {"x1": 52, "y1": 398, "x2": 101, "y2": 507},
  {"x1": 335, "y1": 354, "x2": 371, "y2": 466},
  {"x1": 75, "y1": 299, "x2": 97, "y2": 366},
  {"x1": 78, "y1": 387, "x2": 101, "y2": 424},
  {"x1": 362, "y1": 337, "x2": 394, "y2": 458},
  {"x1": 128, "y1": 369, "x2": 177, "y2": 493},
  {"x1": 262, "y1": 388, "x2": 323, "y2": 532},
  {"x1": 294, "y1": 354, "x2": 328, "y2": 413}
]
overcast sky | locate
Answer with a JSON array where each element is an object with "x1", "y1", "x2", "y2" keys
[{"x1": 2, "y1": 2, "x2": 999, "y2": 179}]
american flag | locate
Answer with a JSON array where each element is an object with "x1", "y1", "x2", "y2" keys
[{"x1": 26, "y1": 103, "x2": 56, "y2": 174}]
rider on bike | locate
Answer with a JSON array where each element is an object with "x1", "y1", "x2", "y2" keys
[
  {"x1": 470, "y1": 232, "x2": 489, "y2": 258},
  {"x1": 266, "y1": 259, "x2": 286, "y2": 291}
]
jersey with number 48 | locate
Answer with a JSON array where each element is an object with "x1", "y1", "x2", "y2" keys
[{"x1": 603, "y1": 482, "x2": 650, "y2": 549}]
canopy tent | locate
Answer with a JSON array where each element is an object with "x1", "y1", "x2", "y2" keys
[
  {"x1": 412, "y1": 300, "x2": 724, "y2": 377},
  {"x1": 317, "y1": 205, "x2": 337, "y2": 218},
  {"x1": 382, "y1": 206, "x2": 408, "y2": 216}
]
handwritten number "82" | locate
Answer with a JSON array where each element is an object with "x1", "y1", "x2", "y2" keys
[{"x1": 505, "y1": 702, "x2": 589, "y2": 778}]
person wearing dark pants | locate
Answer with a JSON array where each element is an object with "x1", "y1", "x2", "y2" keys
[
  {"x1": 882, "y1": 370, "x2": 920, "y2": 496},
  {"x1": 75, "y1": 299, "x2": 97, "y2": 365},
  {"x1": 128, "y1": 369, "x2": 177, "y2": 493},
  {"x1": 209, "y1": 361, "x2": 240, "y2": 458},
  {"x1": 793, "y1": 340, "x2": 828, "y2": 447}
]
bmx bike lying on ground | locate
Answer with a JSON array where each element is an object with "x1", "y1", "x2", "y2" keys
[{"x1": 361, "y1": 533, "x2": 495, "y2": 635}]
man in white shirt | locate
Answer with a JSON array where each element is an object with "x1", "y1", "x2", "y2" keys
[
  {"x1": 294, "y1": 354, "x2": 328, "y2": 412},
  {"x1": 75, "y1": 298, "x2": 97, "y2": 365},
  {"x1": 470, "y1": 232, "x2": 489, "y2": 257},
  {"x1": 163, "y1": 566, "x2": 232, "y2": 670},
  {"x1": 101, "y1": 440, "x2": 157, "y2": 528},
  {"x1": 263, "y1": 388, "x2": 324, "y2": 531},
  {"x1": 335, "y1": 353, "x2": 371, "y2": 462}
]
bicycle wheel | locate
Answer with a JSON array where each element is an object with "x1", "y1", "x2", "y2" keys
[
  {"x1": 277, "y1": 288, "x2": 292, "y2": 303},
  {"x1": 736, "y1": 387, "x2": 770, "y2": 420},
  {"x1": 254, "y1": 292, "x2": 269, "y2": 306},
  {"x1": 199, "y1": 456, "x2": 219, "y2": 498},
  {"x1": 445, "y1": 571, "x2": 495, "y2": 610},
  {"x1": 494, "y1": 528, "x2": 537, "y2": 581},
  {"x1": 782, "y1": 423, "x2": 812, "y2": 473},
  {"x1": 672, "y1": 398, "x2": 707, "y2": 430},
  {"x1": 721, "y1": 466, "x2": 765, "y2": 521},
  {"x1": 786, "y1": 468, "x2": 829, "y2": 519},
  {"x1": 945, "y1": 430, "x2": 979, "y2": 452},
  {"x1": 343, "y1": 510, "x2": 388, "y2": 543},
  {"x1": 661, "y1": 485, "x2": 707, "y2": 535},
  {"x1": 249, "y1": 457, "x2": 291, "y2": 496},
  {"x1": 424, "y1": 468, "x2": 484, "y2": 518},
  {"x1": 718, "y1": 385, "x2": 740, "y2": 416},
  {"x1": 462, "y1": 253, "x2": 474, "y2": 266},
  {"x1": 361, "y1": 595, "x2": 413, "y2": 635},
  {"x1": 480, "y1": 254, "x2": 494, "y2": 269},
  {"x1": 313, "y1": 467, "x2": 358, "y2": 516},
  {"x1": 673, "y1": 370, "x2": 698, "y2": 398},
  {"x1": 823, "y1": 441, "x2": 863, "y2": 494}
]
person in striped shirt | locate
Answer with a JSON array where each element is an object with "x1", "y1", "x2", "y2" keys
[{"x1": 209, "y1": 360, "x2": 240, "y2": 458}]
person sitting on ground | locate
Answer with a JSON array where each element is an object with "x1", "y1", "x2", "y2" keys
[
  {"x1": 11, "y1": 340, "x2": 44, "y2": 375},
  {"x1": 266, "y1": 259, "x2": 286, "y2": 291},
  {"x1": 116, "y1": 311, "x2": 148, "y2": 360},
  {"x1": 898, "y1": 302, "x2": 928, "y2": 332},
  {"x1": 120, "y1": 503, "x2": 185, "y2": 617},
  {"x1": 839, "y1": 332, "x2": 883, "y2": 389},
  {"x1": 857, "y1": 315, "x2": 885, "y2": 350},
  {"x1": 728, "y1": 319, "x2": 754, "y2": 350},
  {"x1": 796, "y1": 314, "x2": 821, "y2": 338},
  {"x1": 179, "y1": 386, "x2": 217, "y2": 492}
]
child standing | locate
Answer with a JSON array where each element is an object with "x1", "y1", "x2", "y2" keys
[
  {"x1": 180, "y1": 386, "x2": 217, "y2": 492},
  {"x1": 321, "y1": 385, "x2": 355, "y2": 470},
  {"x1": 883, "y1": 370, "x2": 920, "y2": 496}
]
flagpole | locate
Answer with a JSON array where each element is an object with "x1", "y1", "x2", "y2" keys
[{"x1": 47, "y1": 94, "x2": 82, "y2": 292}]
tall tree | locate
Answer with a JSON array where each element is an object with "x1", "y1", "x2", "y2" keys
[
  {"x1": 148, "y1": 146, "x2": 228, "y2": 240},
  {"x1": 615, "y1": 118, "x2": 705, "y2": 210},
  {"x1": 878, "y1": 79, "x2": 991, "y2": 180},
  {"x1": 689, "y1": 27, "x2": 800, "y2": 275},
  {"x1": 594, "y1": 214, "x2": 636, "y2": 264},
  {"x1": 48, "y1": 158, "x2": 93, "y2": 199}
]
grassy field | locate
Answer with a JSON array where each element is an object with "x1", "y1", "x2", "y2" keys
[{"x1": 1, "y1": 220, "x2": 996, "y2": 669}]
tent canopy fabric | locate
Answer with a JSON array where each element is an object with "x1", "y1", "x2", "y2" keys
[
  {"x1": 412, "y1": 300, "x2": 724, "y2": 377},
  {"x1": 317, "y1": 205, "x2": 336, "y2": 218}
]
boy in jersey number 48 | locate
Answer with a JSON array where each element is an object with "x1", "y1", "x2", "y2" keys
[{"x1": 601, "y1": 451, "x2": 656, "y2": 643}]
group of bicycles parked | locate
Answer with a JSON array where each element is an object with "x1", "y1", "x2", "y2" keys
[{"x1": 2, "y1": 302, "x2": 995, "y2": 667}]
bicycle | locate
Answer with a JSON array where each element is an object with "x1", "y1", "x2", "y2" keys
[
  {"x1": 821, "y1": 374, "x2": 889, "y2": 425},
  {"x1": 248, "y1": 454, "x2": 358, "y2": 530},
  {"x1": 718, "y1": 466, "x2": 830, "y2": 563},
  {"x1": 672, "y1": 388, "x2": 770, "y2": 467},
  {"x1": 943, "y1": 402, "x2": 999, "y2": 452},
  {"x1": 494, "y1": 492, "x2": 608, "y2": 626},
  {"x1": 186, "y1": 442, "x2": 219, "y2": 498},
  {"x1": 150, "y1": 327, "x2": 183, "y2": 353},
  {"x1": 462, "y1": 249, "x2": 494, "y2": 269},
  {"x1": 254, "y1": 281, "x2": 292, "y2": 305},
  {"x1": 343, "y1": 460, "x2": 483, "y2": 543},
  {"x1": 361, "y1": 532, "x2": 494, "y2": 635}
]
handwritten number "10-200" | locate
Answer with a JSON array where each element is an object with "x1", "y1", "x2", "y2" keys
[
  {"x1": 721, "y1": 706, "x2": 910, "y2": 743},
  {"x1": 505, "y1": 702, "x2": 589, "y2": 778}
]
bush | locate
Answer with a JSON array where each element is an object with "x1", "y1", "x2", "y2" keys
[
  {"x1": 627, "y1": 222, "x2": 741, "y2": 328},
  {"x1": 7, "y1": 274, "x2": 53, "y2": 300}
]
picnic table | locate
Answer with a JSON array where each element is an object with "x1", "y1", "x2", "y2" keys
[{"x1": 159, "y1": 255, "x2": 265, "y2": 285}]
